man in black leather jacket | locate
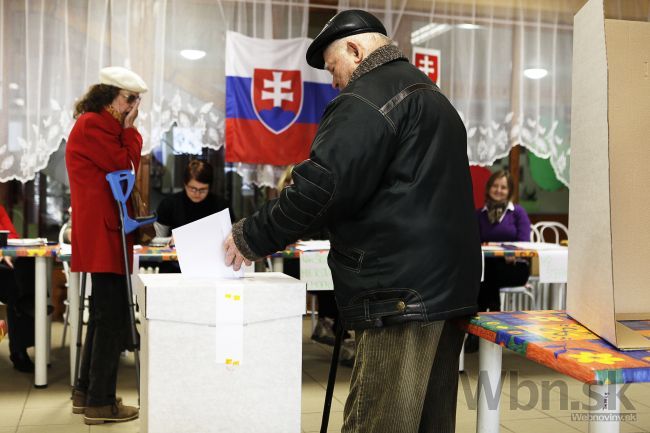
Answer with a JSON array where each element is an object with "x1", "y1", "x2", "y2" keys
[{"x1": 225, "y1": 9, "x2": 481, "y2": 433}]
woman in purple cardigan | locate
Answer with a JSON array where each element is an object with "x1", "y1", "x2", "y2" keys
[{"x1": 476, "y1": 170, "x2": 531, "y2": 312}]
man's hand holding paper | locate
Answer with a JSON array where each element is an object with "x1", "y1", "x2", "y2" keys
[
  {"x1": 172, "y1": 209, "x2": 244, "y2": 278},
  {"x1": 224, "y1": 233, "x2": 252, "y2": 272}
]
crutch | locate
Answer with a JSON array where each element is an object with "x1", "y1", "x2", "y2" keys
[
  {"x1": 106, "y1": 170, "x2": 157, "y2": 401},
  {"x1": 320, "y1": 323, "x2": 345, "y2": 433}
]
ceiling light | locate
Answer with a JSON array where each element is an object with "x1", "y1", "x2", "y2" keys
[
  {"x1": 9, "y1": 83, "x2": 19, "y2": 90},
  {"x1": 180, "y1": 49, "x2": 206, "y2": 60},
  {"x1": 523, "y1": 68, "x2": 548, "y2": 79},
  {"x1": 456, "y1": 23, "x2": 482, "y2": 30},
  {"x1": 411, "y1": 23, "x2": 452, "y2": 45},
  {"x1": 14, "y1": 98, "x2": 25, "y2": 107}
]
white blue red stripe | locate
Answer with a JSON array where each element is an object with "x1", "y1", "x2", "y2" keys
[{"x1": 225, "y1": 31, "x2": 337, "y2": 165}]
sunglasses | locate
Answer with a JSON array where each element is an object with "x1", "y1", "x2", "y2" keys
[{"x1": 120, "y1": 91, "x2": 140, "y2": 104}]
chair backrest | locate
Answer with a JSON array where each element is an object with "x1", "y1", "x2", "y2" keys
[
  {"x1": 58, "y1": 221, "x2": 69, "y2": 245},
  {"x1": 58, "y1": 221, "x2": 71, "y2": 284},
  {"x1": 533, "y1": 221, "x2": 568, "y2": 244},
  {"x1": 530, "y1": 224, "x2": 541, "y2": 242}
]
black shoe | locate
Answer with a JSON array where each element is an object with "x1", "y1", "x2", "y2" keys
[
  {"x1": 122, "y1": 330, "x2": 140, "y2": 352},
  {"x1": 338, "y1": 338, "x2": 356, "y2": 368},
  {"x1": 310, "y1": 317, "x2": 336, "y2": 346},
  {"x1": 10, "y1": 351, "x2": 34, "y2": 373},
  {"x1": 339, "y1": 356, "x2": 355, "y2": 368}
]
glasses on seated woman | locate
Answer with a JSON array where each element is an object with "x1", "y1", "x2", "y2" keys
[{"x1": 185, "y1": 182, "x2": 209, "y2": 197}]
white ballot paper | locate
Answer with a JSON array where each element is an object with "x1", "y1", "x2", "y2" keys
[{"x1": 172, "y1": 209, "x2": 243, "y2": 279}]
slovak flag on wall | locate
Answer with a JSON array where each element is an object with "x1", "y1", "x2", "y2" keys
[
  {"x1": 225, "y1": 31, "x2": 338, "y2": 165},
  {"x1": 412, "y1": 47, "x2": 441, "y2": 87}
]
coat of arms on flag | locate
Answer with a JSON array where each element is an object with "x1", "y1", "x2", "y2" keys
[
  {"x1": 225, "y1": 32, "x2": 338, "y2": 165},
  {"x1": 412, "y1": 47, "x2": 441, "y2": 87},
  {"x1": 252, "y1": 69, "x2": 302, "y2": 134}
]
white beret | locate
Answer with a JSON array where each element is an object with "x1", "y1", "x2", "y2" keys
[{"x1": 99, "y1": 66, "x2": 148, "y2": 93}]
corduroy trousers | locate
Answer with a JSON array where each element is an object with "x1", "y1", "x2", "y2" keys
[{"x1": 342, "y1": 319, "x2": 466, "y2": 433}]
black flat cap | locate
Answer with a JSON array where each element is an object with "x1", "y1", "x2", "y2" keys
[{"x1": 306, "y1": 10, "x2": 387, "y2": 69}]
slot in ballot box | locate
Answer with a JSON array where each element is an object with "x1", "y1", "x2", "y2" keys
[{"x1": 136, "y1": 272, "x2": 306, "y2": 433}]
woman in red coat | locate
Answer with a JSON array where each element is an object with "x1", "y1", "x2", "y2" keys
[{"x1": 65, "y1": 66, "x2": 146, "y2": 425}]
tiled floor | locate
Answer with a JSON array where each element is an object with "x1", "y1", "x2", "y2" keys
[{"x1": 1, "y1": 319, "x2": 649, "y2": 433}]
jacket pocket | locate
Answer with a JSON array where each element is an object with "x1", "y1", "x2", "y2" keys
[{"x1": 330, "y1": 246, "x2": 364, "y2": 273}]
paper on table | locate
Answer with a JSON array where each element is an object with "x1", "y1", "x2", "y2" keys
[
  {"x1": 481, "y1": 245, "x2": 505, "y2": 251},
  {"x1": 172, "y1": 209, "x2": 243, "y2": 279},
  {"x1": 215, "y1": 286, "x2": 244, "y2": 365},
  {"x1": 503, "y1": 242, "x2": 568, "y2": 283},
  {"x1": 295, "y1": 240, "x2": 330, "y2": 251},
  {"x1": 506, "y1": 241, "x2": 564, "y2": 250},
  {"x1": 7, "y1": 238, "x2": 46, "y2": 246}
]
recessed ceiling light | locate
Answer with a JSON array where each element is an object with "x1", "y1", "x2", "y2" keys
[
  {"x1": 411, "y1": 23, "x2": 452, "y2": 45},
  {"x1": 180, "y1": 49, "x2": 206, "y2": 60},
  {"x1": 9, "y1": 83, "x2": 19, "y2": 90},
  {"x1": 14, "y1": 98, "x2": 25, "y2": 107},
  {"x1": 457, "y1": 23, "x2": 482, "y2": 30},
  {"x1": 523, "y1": 68, "x2": 548, "y2": 79}
]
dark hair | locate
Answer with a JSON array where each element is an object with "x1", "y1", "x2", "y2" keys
[
  {"x1": 184, "y1": 160, "x2": 213, "y2": 186},
  {"x1": 485, "y1": 169, "x2": 514, "y2": 202},
  {"x1": 74, "y1": 84, "x2": 120, "y2": 118}
]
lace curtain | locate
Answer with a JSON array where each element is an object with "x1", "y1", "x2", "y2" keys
[
  {"x1": 2, "y1": 0, "x2": 649, "y2": 186},
  {"x1": 0, "y1": 0, "x2": 308, "y2": 185},
  {"x1": 342, "y1": 0, "x2": 650, "y2": 187},
  {"x1": 407, "y1": 1, "x2": 574, "y2": 186}
]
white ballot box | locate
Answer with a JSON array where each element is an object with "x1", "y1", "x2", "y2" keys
[{"x1": 136, "y1": 272, "x2": 306, "y2": 433}]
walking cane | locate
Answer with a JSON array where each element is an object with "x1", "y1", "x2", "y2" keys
[
  {"x1": 73, "y1": 272, "x2": 86, "y2": 388},
  {"x1": 106, "y1": 170, "x2": 157, "y2": 402},
  {"x1": 320, "y1": 323, "x2": 345, "y2": 433}
]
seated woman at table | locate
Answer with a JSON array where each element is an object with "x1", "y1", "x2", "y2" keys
[
  {"x1": 476, "y1": 169, "x2": 531, "y2": 312},
  {"x1": 153, "y1": 160, "x2": 229, "y2": 272},
  {"x1": 0, "y1": 205, "x2": 36, "y2": 373},
  {"x1": 154, "y1": 159, "x2": 229, "y2": 238}
]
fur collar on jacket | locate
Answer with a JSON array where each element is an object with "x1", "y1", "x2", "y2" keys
[{"x1": 348, "y1": 44, "x2": 407, "y2": 86}]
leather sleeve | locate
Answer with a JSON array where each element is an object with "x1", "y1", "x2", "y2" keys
[{"x1": 237, "y1": 94, "x2": 397, "y2": 259}]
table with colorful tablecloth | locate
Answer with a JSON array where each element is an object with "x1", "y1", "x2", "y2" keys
[
  {"x1": 135, "y1": 245, "x2": 178, "y2": 262},
  {"x1": 0, "y1": 244, "x2": 59, "y2": 388},
  {"x1": 467, "y1": 310, "x2": 650, "y2": 433}
]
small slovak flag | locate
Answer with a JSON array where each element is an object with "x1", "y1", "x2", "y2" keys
[{"x1": 413, "y1": 47, "x2": 441, "y2": 87}]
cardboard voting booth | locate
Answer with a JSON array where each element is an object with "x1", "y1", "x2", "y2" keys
[
  {"x1": 567, "y1": 0, "x2": 650, "y2": 350},
  {"x1": 136, "y1": 273, "x2": 306, "y2": 433}
]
